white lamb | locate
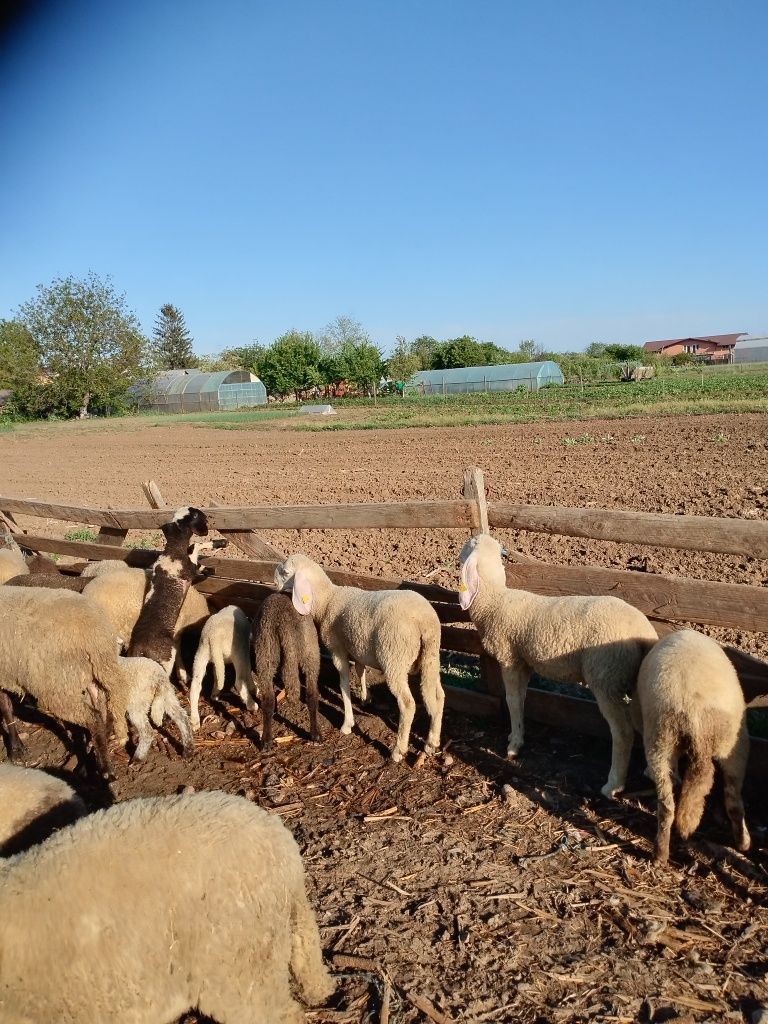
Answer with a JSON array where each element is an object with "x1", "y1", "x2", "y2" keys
[
  {"x1": 117, "y1": 656, "x2": 194, "y2": 760},
  {"x1": 0, "y1": 791, "x2": 335, "y2": 1023},
  {"x1": 0, "y1": 764, "x2": 86, "y2": 855},
  {"x1": 79, "y1": 559, "x2": 133, "y2": 578},
  {"x1": 459, "y1": 534, "x2": 659, "y2": 797},
  {"x1": 275, "y1": 553, "x2": 444, "y2": 761},
  {"x1": 189, "y1": 604, "x2": 255, "y2": 731},
  {"x1": 636, "y1": 629, "x2": 751, "y2": 863}
]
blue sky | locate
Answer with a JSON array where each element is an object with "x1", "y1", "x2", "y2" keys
[{"x1": 1, "y1": 0, "x2": 766, "y2": 355}]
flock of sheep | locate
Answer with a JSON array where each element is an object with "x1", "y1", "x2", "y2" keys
[{"x1": 0, "y1": 507, "x2": 755, "y2": 1022}]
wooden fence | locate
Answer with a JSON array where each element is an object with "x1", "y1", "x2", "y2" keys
[{"x1": 1, "y1": 467, "x2": 767, "y2": 774}]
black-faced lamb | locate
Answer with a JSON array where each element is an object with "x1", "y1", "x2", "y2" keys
[
  {"x1": 5, "y1": 572, "x2": 89, "y2": 592},
  {"x1": 0, "y1": 791, "x2": 335, "y2": 1022},
  {"x1": 252, "y1": 592, "x2": 322, "y2": 751},
  {"x1": 276, "y1": 554, "x2": 444, "y2": 761},
  {"x1": 127, "y1": 506, "x2": 210, "y2": 674},
  {"x1": 0, "y1": 764, "x2": 86, "y2": 856},
  {"x1": 459, "y1": 534, "x2": 658, "y2": 797},
  {"x1": 189, "y1": 604, "x2": 254, "y2": 731},
  {"x1": 636, "y1": 629, "x2": 751, "y2": 863},
  {"x1": 0, "y1": 588, "x2": 120, "y2": 778}
]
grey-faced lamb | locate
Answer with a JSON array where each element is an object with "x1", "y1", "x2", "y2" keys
[
  {"x1": 276, "y1": 554, "x2": 444, "y2": 761},
  {"x1": 0, "y1": 790, "x2": 334, "y2": 1023},
  {"x1": 189, "y1": 604, "x2": 254, "y2": 731},
  {"x1": 128, "y1": 506, "x2": 210, "y2": 674},
  {"x1": 0, "y1": 764, "x2": 86, "y2": 856},
  {"x1": 459, "y1": 534, "x2": 659, "y2": 797},
  {"x1": 252, "y1": 592, "x2": 322, "y2": 751},
  {"x1": 636, "y1": 628, "x2": 751, "y2": 863},
  {"x1": 0, "y1": 587, "x2": 119, "y2": 778}
]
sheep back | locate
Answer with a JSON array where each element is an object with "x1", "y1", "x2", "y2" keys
[
  {"x1": 0, "y1": 792, "x2": 333, "y2": 1022},
  {"x1": 4, "y1": 573, "x2": 89, "y2": 592},
  {"x1": 0, "y1": 764, "x2": 86, "y2": 856},
  {"x1": 0, "y1": 547, "x2": 28, "y2": 585}
]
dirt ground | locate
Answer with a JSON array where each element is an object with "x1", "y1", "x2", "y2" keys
[{"x1": 2, "y1": 412, "x2": 768, "y2": 1022}]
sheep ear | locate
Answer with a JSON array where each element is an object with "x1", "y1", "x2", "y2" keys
[
  {"x1": 291, "y1": 569, "x2": 314, "y2": 616},
  {"x1": 458, "y1": 553, "x2": 480, "y2": 610}
]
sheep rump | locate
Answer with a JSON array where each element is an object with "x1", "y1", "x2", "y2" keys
[
  {"x1": 636, "y1": 629, "x2": 751, "y2": 863},
  {"x1": 251, "y1": 592, "x2": 322, "y2": 750},
  {"x1": 0, "y1": 791, "x2": 334, "y2": 1023},
  {"x1": 0, "y1": 764, "x2": 86, "y2": 856},
  {"x1": 0, "y1": 587, "x2": 120, "y2": 778},
  {"x1": 117, "y1": 656, "x2": 194, "y2": 760},
  {"x1": 189, "y1": 605, "x2": 254, "y2": 731}
]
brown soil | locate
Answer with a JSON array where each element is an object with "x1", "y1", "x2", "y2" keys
[{"x1": 3, "y1": 412, "x2": 768, "y2": 1022}]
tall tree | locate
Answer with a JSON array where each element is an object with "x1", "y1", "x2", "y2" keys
[
  {"x1": 386, "y1": 336, "x2": 420, "y2": 382},
  {"x1": 17, "y1": 273, "x2": 148, "y2": 418},
  {"x1": 518, "y1": 339, "x2": 544, "y2": 360},
  {"x1": 259, "y1": 330, "x2": 322, "y2": 400},
  {"x1": 152, "y1": 303, "x2": 196, "y2": 369},
  {"x1": 319, "y1": 315, "x2": 369, "y2": 354},
  {"x1": 332, "y1": 339, "x2": 384, "y2": 394},
  {"x1": 0, "y1": 320, "x2": 42, "y2": 416}
]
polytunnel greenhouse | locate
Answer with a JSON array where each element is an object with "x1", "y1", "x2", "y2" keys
[
  {"x1": 130, "y1": 369, "x2": 267, "y2": 413},
  {"x1": 407, "y1": 360, "x2": 564, "y2": 395},
  {"x1": 733, "y1": 335, "x2": 768, "y2": 364}
]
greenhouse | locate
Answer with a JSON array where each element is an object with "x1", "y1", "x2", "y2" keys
[
  {"x1": 130, "y1": 369, "x2": 267, "y2": 413},
  {"x1": 733, "y1": 335, "x2": 768, "y2": 364},
  {"x1": 407, "y1": 360, "x2": 564, "y2": 395}
]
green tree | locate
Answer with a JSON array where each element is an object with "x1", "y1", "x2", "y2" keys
[
  {"x1": 0, "y1": 320, "x2": 42, "y2": 416},
  {"x1": 218, "y1": 343, "x2": 266, "y2": 375},
  {"x1": 333, "y1": 339, "x2": 384, "y2": 394},
  {"x1": 603, "y1": 343, "x2": 645, "y2": 362},
  {"x1": 259, "y1": 330, "x2": 322, "y2": 399},
  {"x1": 152, "y1": 303, "x2": 197, "y2": 369},
  {"x1": 517, "y1": 339, "x2": 544, "y2": 361},
  {"x1": 432, "y1": 336, "x2": 486, "y2": 369},
  {"x1": 411, "y1": 335, "x2": 440, "y2": 369},
  {"x1": 319, "y1": 315, "x2": 368, "y2": 355},
  {"x1": 585, "y1": 342, "x2": 607, "y2": 358},
  {"x1": 17, "y1": 273, "x2": 148, "y2": 418},
  {"x1": 386, "y1": 336, "x2": 420, "y2": 382}
]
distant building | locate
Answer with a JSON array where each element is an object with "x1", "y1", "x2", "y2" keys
[
  {"x1": 733, "y1": 334, "x2": 768, "y2": 364},
  {"x1": 643, "y1": 333, "x2": 745, "y2": 362},
  {"x1": 129, "y1": 369, "x2": 267, "y2": 413},
  {"x1": 409, "y1": 361, "x2": 564, "y2": 394}
]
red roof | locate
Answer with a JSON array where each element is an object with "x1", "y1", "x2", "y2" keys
[{"x1": 643, "y1": 333, "x2": 744, "y2": 353}]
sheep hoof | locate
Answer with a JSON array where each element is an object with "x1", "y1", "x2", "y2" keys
[
  {"x1": 506, "y1": 748, "x2": 520, "y2": 760},
  {"x1": 600, "y1": 782, "x2": 623, "y2": 799},
  {"x1": 340, "y1": 723, "x2": 353, "y2": 736},
  {"x1": 424, "y1": 743, "x2": 438, "y2": 756},
  {"x1": 390, "y1": 748, "x2": 405, "y2": 763}
]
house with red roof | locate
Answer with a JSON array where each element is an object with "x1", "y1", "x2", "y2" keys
[{"x1": 643, "y1": 333, "x2": 746, "y2": 362}]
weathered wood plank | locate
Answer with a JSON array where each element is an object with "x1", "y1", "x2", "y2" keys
[
  {"x1": 96, "y1": 526, "x2": 129, "y2": 547},
  {"x1": 463, "y1": 466, "x2": 489, "y2": 537},
  {"x1": 0, "y1": 496, "x2": 476, "y2": 531},
  {"x1": 504, "y1": 559, "x2": 768, "y2": 633},
  {"x1": 444, "y1": 684, "x2": 501, "y2": 717},
  {"x1": 489, "y1": 502, "x2": 768, "y2": 558},
  {"x1": 19, "y1": 534, "x2": 156, "y2": 566}
]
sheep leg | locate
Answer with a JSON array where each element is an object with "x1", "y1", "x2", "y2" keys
[
  {"x1": 500, "y1": 662, "x2": 530, "y2": 758},
  {"x1": 257, "y1": 669, "x2": 277, "y2": 751},
  {"x1": 355, "y1": 662, "x2": 368, "y2": 703},
  {"x1": 301, "y1": 659, "x2": 321, "y2": 743},
  {"x1": 127, "y1": 706, "x2": 155, "y2": 761},
  {"x1": 675, "y1": 752, "x2": 714, "y2": 841},
  {"x1": 234, "y1": 650, "x2": 258, "y2": 712},
  {"x1": 174, "y1": 639, "x2": 189, "y2": 689},
  {"x1": 331, "y1": 653, "x2": 356, "y2": 735},
  {"x1": 419, "y1": 638, "x2": 444, "y2": 755},
  {"x1": 387, "y1": 670, "x2": 416, "y2": 762},
  {"x1": 646, "y1": 753, "x2": 676, "y2": 864},
  {"x1": 592, "y1": 692, "x2": 635, "y2": 798},
  {"x1": 719, "y1": 723, "x2": 751, "y2": 852},
  {"x1": 86, "y1": 706, "x2": 115, "y2": 781},
  {"x1": 0, "y1": 690, "x2": 25, "y2": 760},
  {"x1": 188, "y1": 645, "x2": 210, "y2": 732}
]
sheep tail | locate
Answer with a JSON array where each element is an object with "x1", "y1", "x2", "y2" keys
[
  {"x1": 290, "y1": 888, "x2": 335, "y2": 1005},
  {"x1": 675, "y1": 732, "x2": 715, "y2": 840}
]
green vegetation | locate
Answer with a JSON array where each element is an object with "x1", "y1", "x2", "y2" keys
[{"x1": 64, "y1": 528, "x2": 98, "y2": 543}]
